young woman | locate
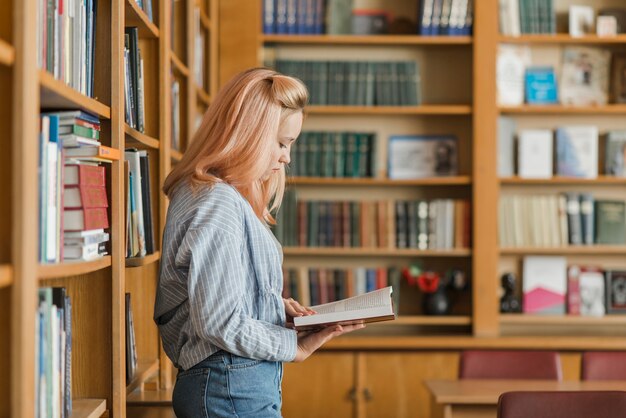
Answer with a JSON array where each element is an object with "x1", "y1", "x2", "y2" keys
[{"x1": 154, "y1": 68, "x2": 364, "y2": 417}]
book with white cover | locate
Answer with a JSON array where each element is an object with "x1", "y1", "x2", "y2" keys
[
  {"x1": 518, "y1": 130, "x2": 553, "y2": 178},
  {"x1": 523, "y1": 256, "x2": 567, "y2": 314},
  {"x1": 497, "y1": 44, "x2": 531, "y2": 106},
  {"x1": 556, "y1": 126, "x2": 598, "y2": 178},
  {"x1": 293, "y1": 286, "x2": 396, "y2": 330}
]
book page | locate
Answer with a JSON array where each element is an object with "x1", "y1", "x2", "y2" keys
[{"x1": 310, "y1": 287, "x2": 391, "y2": 314}]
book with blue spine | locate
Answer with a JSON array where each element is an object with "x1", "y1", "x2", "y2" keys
[{"x1": 525, "y1": 66, "x2": 558, "y2": 104}]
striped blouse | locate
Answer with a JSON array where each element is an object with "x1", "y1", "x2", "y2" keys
[{"x1": 154, "y1": 181, "x2": 297, "y2": 370}]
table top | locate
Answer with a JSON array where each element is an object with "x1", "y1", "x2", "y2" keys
[{"x1": 425, "y1": 380, "x2": 626, "y2": 404}]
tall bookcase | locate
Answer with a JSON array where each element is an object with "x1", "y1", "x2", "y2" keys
[
  {"x1": 3, "y1": 0, "x2": 218, "y2": 417},
  {"x1": 219, "y1": 1, "x2": 626, "y2": 417}
]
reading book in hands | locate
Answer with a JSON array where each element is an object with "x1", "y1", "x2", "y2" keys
[{"x1": 293, "y1": 286, "x2": 396, "y2": 331}]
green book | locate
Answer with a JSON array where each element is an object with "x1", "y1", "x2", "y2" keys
[
  {"x1": 308, "y1": 201, "x2": 319, "y2": 247},
  {"x1": 321, "y1": 133, "x2": 334, "y2": 177},
  {"x1": 595, "y1": 200, "x2": 626, "y2": 244},
  {"x1": 333, "y1": 132, "x2": 346, "y2": 177},
  {"x1": 59, "y1": 124, "x2": 100, "y2": 139}
]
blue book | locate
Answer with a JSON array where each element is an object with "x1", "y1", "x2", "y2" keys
[
  {"x1": 263, "y1": 0, "x2": 276, "y2": 34},
  {"x1": 525, "y1": 67, "x2": 558, "y2": 104}
]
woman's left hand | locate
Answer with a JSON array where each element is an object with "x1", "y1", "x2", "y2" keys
[{"x1": 283, "y1": 298, "x2": 316, "y2": 327}]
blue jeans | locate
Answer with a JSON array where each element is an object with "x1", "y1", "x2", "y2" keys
[{"x1": 172, "y1": 351, "x2": 284, "y2": 418}]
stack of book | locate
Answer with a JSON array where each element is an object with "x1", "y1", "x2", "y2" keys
[
  {"x1": 125, "y1": 149, "x2": 155, "y2": 258},
  {"x1": 124, "y1": 27, "x2": 146, "y2": 133}
]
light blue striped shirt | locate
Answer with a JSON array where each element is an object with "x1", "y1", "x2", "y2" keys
[{"x1": 154, "y1": 181, "x2": 297, "y2": 370}]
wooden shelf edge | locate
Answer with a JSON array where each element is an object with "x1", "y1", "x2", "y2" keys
[
  {"x1": 283, "y1": 248, "x2": 471, "y2": 257},
  {"x1": 306, "y1": 105, "x2": 472, "y2": 115},
  {"x1": 170, "y1": 52, "x2": 190, "y2": 77},
  {"x1": 500, "y1": 314, "x2": 626, "y2": 326},
  {"x1": 501, "y1": 176, "x2": 626, "y2": 185},
  {"x1": 127, "y1": 359, "x2": 160, "y2": 395},
  {"x1": 261, "y1": 34, "x2": 473, "y2": 45},
  {"x1": 0, "y1": 39, "x2": 15, "y2": 66},
  {"x1": 499, "y1": 104, "x2": 626, "y2": 115},
  {"x1": 127, "y1": 387, "x2": 173, "y2": 406},
  {"x1": 500, "y1": 246, "x2": 626, "y2": 255},
  {"x1": 288, "y1": 176, "x2": 471, "y2": 186},
  {"x1": 71, "y1": 398, "x2": 107, "y2": 418},
  {"x1": 0, "y1": 264, "x2": 13, "y2": 288},
  {"x1": 39, "y1": 70, "x2": 111, "y2": 119},
  {"x1": 197, "y1": 86, "x2": 211, "y2": 106},
  {"x1": 171, "y1": 149, "x2": 183, "y2": 162},
  {"x1": 393, "y1": 316, "x2": 472, "y2": 326},
  {"x1": 126, "y1": 251, "x2": 161, "y2": 268},
  {"x1": 500, "y1": 34, "x2": 626, "y2": 44},
  {"x1": 124, "y1": 124, "x2": 160, "y2": 149},
  {"x1": 125, "y1": 0, "x2": 160, "y2": 38},
  {"x1": 39, "y1": 256, "x2": 112, "y2": 280},
  {"x1": 199, "y1": 9, "x2": 212, "y2": 31}
]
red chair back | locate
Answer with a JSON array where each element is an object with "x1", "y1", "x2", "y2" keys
[
  {"x1": 582, "y1": 352, "x2": 626, "y2": 381},
  {"x1": 498, "y1": 391, "x2": 626, "y2": 418},
  {"x1": 459, "y1": 350, "x2": 562, "y2": 380}
]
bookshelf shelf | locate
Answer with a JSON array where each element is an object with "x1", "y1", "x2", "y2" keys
[
  {"x1": 394, "y1": 316, "x2": 472, "y2": 326},
  {"x1": 197, "y1": 85, "x2": 211, "y2": 106},
  {"x1": 282, "y1": 248, "x2": 471, "y2": 257},
  {"x1": 125, "y1": 0, "x2": 159, "y2": 39},
  {"x1": 500, "y1": 314, "x2": 626, "y2": 326},
  {"x1": 0, "y1": 39, "x2": 15, "y2": 66},
  {"x1": 0, "y1": 264, "x2": 12, "y2": 288},
  {"x1": 70, "y1": 398, "x2": 107, "y2": 418},
  {"x1": 126, "y1": 359, "x2": 160, "y2": 395},
  {"x1": 124, "y1": 124, "x2": 160, "y2": 149},
  {"x1": 38, "y1": 256, "x2": 113, "y2": 280},
  {"x1": 306, "y1": 105, "x2": 472, "y2": 115},
  {"x1": 500, "y1": 34, "x2": 626, "y2": 44},
  {"x1": 500, "y1": 246, "x2": 626, "y2": 256},
  {"x1": 261, "y1": 34, "x2": 473, "y2": 45},
  {"x1": 171, "y1": 52, "x2": 190, "y2": 77},
  {"x1": 500, "y1": 176, "x2": 626, "y2": 185},
  {"x1": 499, "y1": 105, "x2": 626, "y2": 115},
  {"x1": 288, "y1": 176, "x2": 472, "y2": 186},
  {"x1": 39, "y1": 70, "x2": 111, "y2": 119},
  {"x1": 171, "y1": 149, "x2": 183, "y2": 162},
  {"x1": 125, "y1": 251, "x2": 161, "y2": 268},
  {"x1": 127, "y1": 387, "x2": 173, "y2": 406},
  {"x1": 199, "y1": 10, "x2": 211, "y2": 31}
]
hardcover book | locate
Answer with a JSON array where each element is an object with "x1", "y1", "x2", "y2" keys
[
  {"x1": 525, "y1": 67, "x2": 558, "y2": 104},
  {"x1": 517, "y1": 129, "x2": 553, "y2": 178},
  {"x1": 555, "y1": 126, "x2": 598, "y2": 178},
  {"x1": 523, "y1": 256, "x2": 567, "y2": 314},
  {"x1": 388, "y1": 135, "x2": 458, "y2": 179},
  {"x1": 605, "y1": 131, "x2": 626, "y2": 176}
]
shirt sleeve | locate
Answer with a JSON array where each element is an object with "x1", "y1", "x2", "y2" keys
[{"x1": 180, "y1": 222, "x2": 297, "y2": 362}]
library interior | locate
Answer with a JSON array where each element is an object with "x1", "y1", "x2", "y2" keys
[{"x1": 3, "y1": 0, "x2": 626, "y2": 417}]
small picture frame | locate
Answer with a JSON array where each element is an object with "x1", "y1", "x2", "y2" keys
[
  {"x1": 597, "y1": 15, "x2": 618, "y2": 37},
  {"x1": 569, "y1": 6, "x2": 595, "y2": 37},
  {"x1": 579, "y1": 268, "x2": 606, "y2": 316},
  {"x1": 387, "y1": 135, "x2": 458, "y2": 179},
  {"x1": 606, "y1": 270, "x2": 626, "y2": 314},
  {"x1": 611, "y1": 53, "x2": 626, "y2": 104}
]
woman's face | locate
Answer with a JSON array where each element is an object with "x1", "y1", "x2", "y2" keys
[{"x1": 264, "y1": 111, "x2": 303, "y2": 180}]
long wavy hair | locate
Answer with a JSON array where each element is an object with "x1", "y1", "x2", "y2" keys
[{"x1": 163, "y1": 68, "x2": 308, "y2": 224}]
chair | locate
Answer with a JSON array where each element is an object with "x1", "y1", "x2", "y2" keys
[
  {"x1": 497, "y1": 391, "x2": 626, "y2": 418},
  {"x1": 582, "y1": 351, "x2": 626, "y2": 381},
  {"x1": 459, "y1": 350, "x2": 562, "y2": 380}
]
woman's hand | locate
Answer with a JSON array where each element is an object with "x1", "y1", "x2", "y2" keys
[
  {"x1": 283, "y1": 297, "x2": 315, "y2": 327},
  {"x1": 293, "y1": 323, "x2": 365, "y2": 362}
]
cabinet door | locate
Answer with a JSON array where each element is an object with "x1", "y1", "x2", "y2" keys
[
  {"x1": 361, "y1": 352, "x2": 459, "y2": 418},
  {"x1": 282, "y1": 352, "x2": 356, "y2": 418}
]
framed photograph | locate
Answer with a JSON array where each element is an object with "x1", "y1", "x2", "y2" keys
[
  {"x1": 606, "y1": 270, "x2": 626, "y2": 314},
  {"x1": 560, "y1": 47, "x2": 610, "y2": 106},
  {"x1": 569, "y1": 6, "x2": 595, "y2": 37},
  {"x1": 611, "y1": 53, "x2": 626, "y2": 104},
  {"x1": 597, "y1": 15, "x2": 618, "y2": 37},
  {"x1": 387, "y1": 135, "x2": 458, "y2": 179},
  {"x1": 578, "y1": 267, "x2": 606, "y2": 317}
]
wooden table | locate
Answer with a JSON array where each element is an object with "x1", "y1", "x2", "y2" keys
[{"x1": 425, "y1": 380, "x2": 626, "y2": 418}]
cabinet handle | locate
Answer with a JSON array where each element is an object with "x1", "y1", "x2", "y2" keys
[
  {"x1": 363, "y1": 388, "x2": 373, "y2": 401},
  {"x1": 348, "y1": 387, "x2": 357, "y2": 402}
]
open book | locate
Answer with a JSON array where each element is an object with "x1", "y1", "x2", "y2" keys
[{"x1": 293, "y1": 286, "x2": 396, "y2": 331}]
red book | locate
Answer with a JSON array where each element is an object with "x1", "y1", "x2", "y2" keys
[
  {"x1": 64, "y1": 185, "x2": 108, "y2": 208},
  {"x1": 567, "y1": 266, "x2": 581, "y2": 315},
  {"x1": 64, "y1": 207, "x2": 109, "y2": 231},
  {"x1": 64, "y1": 164, "x2": 105, "y2": 186}
]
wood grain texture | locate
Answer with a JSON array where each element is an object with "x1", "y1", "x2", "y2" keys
[{"x1": 125, "y1": 262, "x2": 160, "y2": 364}]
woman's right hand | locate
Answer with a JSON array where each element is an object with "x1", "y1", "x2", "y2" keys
[{"x1": 293, "y1": 323, "x2": 365, "y2": 363}]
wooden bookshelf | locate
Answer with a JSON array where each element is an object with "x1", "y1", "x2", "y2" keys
[
  {"x1": 199, "y1": 9, "x2": 211, "y2": 30},
  {"x1": 171, "y1": 149, "x2": 183, "y2": 162},
  {"x1": 126, "y1": 359, "x2": 160, "y2": 396},
  {"x1": 394, "y1": 316, "x2": 472, "y2": 326},
  {"x1": 288, "y1": 176, "x2": 472, "y2": 186},
  {"x1": 0, "y1": 265, "x2": 12, "y2": 288},
  {"x1": 171, "y1": 51, "x2": 190, "y2": 77},
  {"x1": 501, "y1": 176, "x2": 626, "y2": 185},
  {"x1": 500, "y1": 246, "x2": 626, "y2": 256},
  {"x1": 125, "y1": 0, "x2": 160, "y2": 39},
  {"x1": 127, "y1": 387, "x2": 173, "y2": 406},
  {"x1": 70, "y1": 399, "x2": 107, "y2": 418},
  {"x1": 282, "y1": 248, "x2": 472, "y2": 257},
  {"x1": 0, "y1": 39, "x2": 15, "y2": 66},
  {"x1": 499, "y1": 104, "x2": 626, "y2": 115},
  {"x1": 125, "y1": 251, "x2": 161, "y2": 268},
  {"x1": 500, "y1": 34, "x2": 626, "y2": 44},
  {"x1": 39, "y1": 70, "x2": 111, "y2": 119},
  {"x1": 306, "y1": 105, "x2": 472, "y2": 115},
  {"x1": 500, "y1": 314, "x2": 626, "y2": 326},
  {"x1": 125, "y1": 124, "x2": 160, "y2": 149},
  {"x1": 261, "y1": 34, "x2": 473, "y2": 45},
  {"x1": 197, "y1": 85, "x2": 211, "y2": 106},
  {"x1": 38, "y1": 256, "x2": 113, "y2": 280}
]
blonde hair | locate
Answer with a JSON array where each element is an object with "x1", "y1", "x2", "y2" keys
[{"x1": 163, "y1": 68, "x2": 308, "y2": 224}]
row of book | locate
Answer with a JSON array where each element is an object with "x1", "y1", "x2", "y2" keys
[
  {"x1": 37, "y1": 287, "x2": 72, "y2": 418},
  {"x1": 273, "y1": 194, "x2": 471, "y2": 250},
  {"x1": 171, "y1": 78, "x2": 182, "y2": 152},
  {"x1": 263, "y1": 0, "x2": 324, "y2": 35},
  {"x1": 522, "y1": 256, "x2": 626, "y2": 316},
  {"x1": 419, "y1": 0, "x2": 474, "y2": 36},
  {"x1": 289, "y1": 132, "x2": 376, "y2": 178},
  {"x1": 274, "y1": 60, "x2": 421, "y2": 106},
  {"x1": 126, "y1": 293, "x2": 138, "y2": 384},
  {"x1": 282, "y1": 266, "x2": 401, "y2": 308},
  {"x1": 39, "y1": 111, "x2": 119, "y2": 263},
  {"x1": 37, "y1": 0, "x2": 98, "y2": 97},
  {"x1": 194, "y1": 8, "x2": 206, "y2": 90},
  {"x1": 125, "y1": 149, "x2": 156, "y2": 258},
  {"x1": 498, "y1": 0, "x2": 555, "y2": 35},
  {"x1": 498, "y1": 194, "x2": 626, "y2": 248},
  {"x1": 124, "y1": 27, "x2": 146, "y2": 133}
]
